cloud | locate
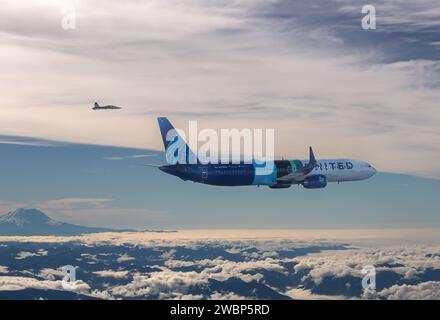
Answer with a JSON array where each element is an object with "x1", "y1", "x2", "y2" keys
[
  {"x1": 103, "y1": 154, "x2": 157, "y2": 161},
  {"x1": 209, "y1": 291, "x2": 249, "y2": 300},
  {"x1": 116, "y1": 254, "x2": 135, "y2": 263},
  {"x1": 284, "y1": 288, "x2": 348, "y2": 300},
  {"x1": 0, "y1": 0, "x2": 438, "y2": 177},
  {"x1": 0, "y1": 201, "x2": 27, "y2": 214},
  {"x1": 53, "y1": 208, "x2": 169, "y2": 229},
  {"x1": 0, "y1": 276, "x2": 90, "y2": 294},
  {"x1": 36, "y1": 198, "x2": 169, "y2": 229},
  {"x1": 0, "y1": 135, "x2": 66, "y2": 147},
  {"x1": 0, "y1": 228, "x2": 439, "y2": 247},
  {"x1": 0, "y1": 266, "x2": 8, "y2": 274},
  {"x1": 292, "y1": 245, "x2": 440, "y2": 288},
  {"x1": 375, "y1": 281, "x2": 440, "y2": 300},
  {"x1": 110, "y1": 269, "x2": 206, "y2": 299},
  {"x1": 15, "y1": 250, "x2": 48, "y2": 260},
  {"x1": 110, "y1": 256, "x2": 286, "y2": 298},
  {"x1": 39, "y1": 198, "x2": 113, "y2": 210},
  {"x1": 339, "y1": 1, "x2": 440, "y2": 31},
  {"x1": 1, "y1": 230, "x2": 440, "y2": 299},
  {"x1": 93, "y1": 270, "x2": 129, "y2": 279},
  {"x1": 37, "y1": 268, "x2": 66, "y2": 281}
]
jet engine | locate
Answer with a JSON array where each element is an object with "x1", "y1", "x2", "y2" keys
[{"x1": 302, "y1": 175, "x2": 327, "y2": 189}]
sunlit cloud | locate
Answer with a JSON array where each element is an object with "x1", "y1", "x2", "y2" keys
[
  {"x1": 0, "y1": 0, "x2": 438, "y2": 177},
  {"x1": 1, "y1": 230, "x2": 439, "y2": 299}
]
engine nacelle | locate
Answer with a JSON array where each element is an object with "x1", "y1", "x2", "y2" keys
[
  {"x1": 269, "y1": 184, "x2": 292, "y2": 189},
  {"x1": 302, "y1": 175, "x2": 327, "y2": 189}
]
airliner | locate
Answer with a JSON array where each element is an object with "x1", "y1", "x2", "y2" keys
[
  {"x1": 92, "y1": 102, "x2": 121, "y2": 110},
  {"x1": 148, "y1": 117, "x2": 376, "y2": 189}
]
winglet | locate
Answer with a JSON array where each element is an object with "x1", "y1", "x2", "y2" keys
[{"x1": 309, "y1": 146, "x2": 316, "y2": 165}]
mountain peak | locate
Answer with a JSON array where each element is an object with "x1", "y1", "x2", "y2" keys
[{"x1": 0, "y1": 208, "x2": 51, "y2": 226}]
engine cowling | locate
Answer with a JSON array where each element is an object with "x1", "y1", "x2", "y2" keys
[
  {"x1": 269, "y1": 184, "x2": 291, "y2": 189},
  {"x1": 302, "y1": 175, "x2": 327, "y2": 189}
]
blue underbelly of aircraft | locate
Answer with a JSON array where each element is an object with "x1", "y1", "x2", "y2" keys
[
  {"x1": 205, "y1": 164, "x2": 255, "y2": 186},
  {"x1": 161, "y1": 162, "x2": 286, "y2": 186}
]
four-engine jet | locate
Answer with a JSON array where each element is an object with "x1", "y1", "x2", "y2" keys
[
  {"x1": 92, "y1": 102, "x2": 122, "y2": 110},
  {"x1": 149, "y1": 117, "x2": 376, "y2": 189}
]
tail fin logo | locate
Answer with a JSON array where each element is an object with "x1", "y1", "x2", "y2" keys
[{"x1": 157, "y1": 117, "x2": 275, "y2": 169}]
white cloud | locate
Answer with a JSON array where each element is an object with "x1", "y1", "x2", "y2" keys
[
  {"x1": 36, "y1": 197, "x2": 169, "y2": 230},
  {"x1": 93, "y1": 270, "x2": 129, "y2": 279},
  {"x1": 116, "y1": 254, "x2": 135, "y2": 263},
  {"x1": 0, "y1": 228, "x2": 439, "y2": 247},
  {"x1": 284, "y1": 288, "x2": 348, "y2": 300},
  {"x1": 210, "y1": 291, "x2": 249, "y2": 300},
  {"x1": 339, "y1": 0, "x2": 440, "y2": 31},
  {"x1": 15, "y1": 249, "x2": 48, "y2": 260},
  {"x1": 110, "y1": 257, "x2": 284, "y2": 298},
  {"x1": 37, "y1": 268, "x2": 66, "y2": 281},
  {"x1": 376, "y1": 281, "x2": 440, "y2": 300},
  {"x1": 160, "y1": 249, "x2": 176, "y2": 260},
  {"x1": 111, "y1": 269, "x2": 205, "y2": 299},
  {"x1": 1, "y1": 230, "x2": 440, "y2": 299},
  {"x1": 294, "y1": 262, "x2": 311, "y2": 272},
  {"x1": 164, "y1": 260, "x2": 196, "y2": 268},
  {"x1": 292, "y1": 244, "x2": 440, "y2": 288},
  {"x1": 0, "y1": 0, "x2": 438, "y2": 177},
  {"x1": 0, "y1": 266, "x2": 8, "y2": 274},
  {"x1": 103, "y1": 154, "x2": 157, "y2": 160},
  {"x1": 45, "y1": 207, "x2": 169, "y2": 230},
  {"x1": 0, "y1": 276, "x2": 90, "y2": 294},
  {"x1": 0, "y1": 201, "x2": 27, "y2": 215},
  {"x1": 39, "y1": 198, "x2": 113, "y2": 210}
]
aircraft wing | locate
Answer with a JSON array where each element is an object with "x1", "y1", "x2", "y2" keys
[
  {"x1": 277, "y1": 171, "x2": 308, "y2": 183},
  {"x1": 276, "y1": 147, "x2": 317, "y2": 183}
]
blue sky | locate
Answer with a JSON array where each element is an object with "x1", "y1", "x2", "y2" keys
[{"x1": 0, "y1": 1, "x2": 439, "y2": 229}]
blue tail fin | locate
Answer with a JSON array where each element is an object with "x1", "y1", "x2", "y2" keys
[
  {"x1": 157, "y1": 117, "x2": 175, "y2": 150},
  {"x1": 157, "y1": 117, "x2": 197, "y2": 164}
]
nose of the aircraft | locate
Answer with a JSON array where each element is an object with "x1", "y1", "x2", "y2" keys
[{"x1": 370, "y1": 165, "x2": 377, "y2": 176}]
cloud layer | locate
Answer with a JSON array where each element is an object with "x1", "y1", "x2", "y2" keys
[{"x1": 1, "y1": 230, "x2": 440, "y2": 299}]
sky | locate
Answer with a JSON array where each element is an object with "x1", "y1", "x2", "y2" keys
[
  {"x1": 0, "y1": 1, "x2": 439, "y2": 229},
  {"x1": 0, "y1": 0, "x2": 439, "y2": 176}
]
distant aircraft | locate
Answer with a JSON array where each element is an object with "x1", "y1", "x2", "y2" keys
[
  {"x1": 92, "y1": 102, "x2": 121, "y2": 110},
  {"x1": 146, "y1": 117, "x2": 376, "y2": 189}
]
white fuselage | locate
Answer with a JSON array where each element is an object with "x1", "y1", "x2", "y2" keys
[{"x1": 302, "y1": 159, "x2": 376, "y2": 182}]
